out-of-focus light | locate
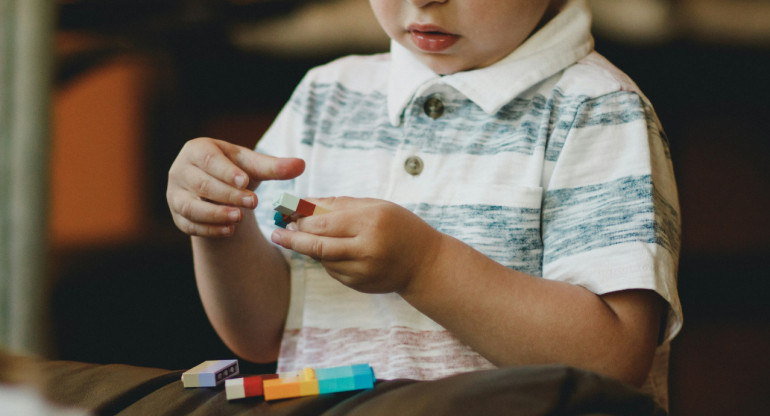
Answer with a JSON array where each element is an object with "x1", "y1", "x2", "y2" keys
[
  {"x1": 679, "y1": 0, "x2": 770, "y2": 45},
  {"x1": 226, "y1": 0, "x2": 262, "y2": 5},
  {"x1": 589, "y1": 0, "x2": 676, "y2": 44}
]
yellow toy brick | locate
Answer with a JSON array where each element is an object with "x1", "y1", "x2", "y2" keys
[{"x1": 298, "y1": 368, "x2": 320, "y2": 396}]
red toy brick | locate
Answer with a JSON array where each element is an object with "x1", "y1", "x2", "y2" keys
[{"x1": 295, "y1": 198, "x2": 316, "y2": 217}]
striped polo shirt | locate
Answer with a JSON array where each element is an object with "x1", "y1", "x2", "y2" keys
[{"x1": 254, "y1": 0, "x2": 681, "y2": 408}]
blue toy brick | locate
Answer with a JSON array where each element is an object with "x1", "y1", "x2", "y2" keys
[
  {"x1": 316, "y1": 364, "x2": 374, "y2": 394},
  {"x1": 351, "y1": 363, "x2": 372, "y2": 375},
  {"x1": 351, "y1": 364, "x2": 375, "y2": 389},
  {"x1": 316, "y1": 365, "x2": 351, "y2": 382},
  {"x1": 274, "y1": 211, "x2": 288, "y2": 228},
  {"x1": 318, "y1": 378, "x2": 352, "y2": 394}
]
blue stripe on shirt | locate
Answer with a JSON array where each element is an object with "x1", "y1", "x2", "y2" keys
[{"x1": 542, "y1": 174, "x2": 679, "y2": 264}]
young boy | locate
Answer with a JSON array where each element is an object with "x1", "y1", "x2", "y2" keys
[{"x1": 166, "y1": 0, "x2": 682, "y2": 409}]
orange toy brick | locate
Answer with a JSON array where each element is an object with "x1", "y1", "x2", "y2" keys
[{"x1": 263, "y1": 368, "x2": 320, "y2": 401}]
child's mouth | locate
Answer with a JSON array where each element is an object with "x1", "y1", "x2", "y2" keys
[{"x1": 408, "y1": 25, "x2": 459, "y2": 52}]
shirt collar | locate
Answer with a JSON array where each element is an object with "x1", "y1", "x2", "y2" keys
[{"x1": 387, "y1": 0, "x2": 594, "y2": 126}]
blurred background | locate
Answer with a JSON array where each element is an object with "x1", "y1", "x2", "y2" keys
[{"x1": 1, "y1": 0, "x2": 769, "y2": 414}]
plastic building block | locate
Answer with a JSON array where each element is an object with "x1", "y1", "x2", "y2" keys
[
  {"x1": 351, "y1": 364, "x2": 376, "y2": 390},
  {"x1": 263, "y1": 368, "x2": 320, "y2": 401},
  {"x1": 272, "y1": 193, "x2": 330, "y2": 228},
  {"x1": 272, "y1": 193, "x2": 300, "y2": 216},
  {"x1": 225, "y1": 374, "x2": 279, "y2": 400},
  {"x1": 316, "y1": 364, "x2": 375, "y2": 394},
  {"x1": 224, "y1": 363, "x2": 376, "y2": 401},
  {"x1": 295, "y1": 198, "x2": 316, "y2": 217},
  {"x1": 298, "y1": 368, "x2": 322, "y2": 396},
  {"x1": 182, "y1": 359, "x2": 239, "y2": 388},
  {"x1": 274, "y1": 211, "x2": 289, "y2": 228}
]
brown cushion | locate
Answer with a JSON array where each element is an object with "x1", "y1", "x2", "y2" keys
[{"x1": 29, "y1": 360, "x2": 665, "y2": 416}]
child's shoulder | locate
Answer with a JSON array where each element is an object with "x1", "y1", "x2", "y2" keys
[
  {"x1": 557, "y1": 51, "x2": 643, "y2": 98},
  {"x1": 301, "y1": 52, "x2": 392, "y2": 91}
]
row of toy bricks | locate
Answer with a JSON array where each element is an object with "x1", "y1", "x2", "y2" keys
[{"x1": 181, "y1": 359, "x2": 375, "y2": 401}]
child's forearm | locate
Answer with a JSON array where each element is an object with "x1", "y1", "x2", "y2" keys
[
  {"x1": 398, "y1": 234, "x2": 662, "y2": 386},
  {"x1": 192, "y1": 212, "x2": 290, "y2": 363}
]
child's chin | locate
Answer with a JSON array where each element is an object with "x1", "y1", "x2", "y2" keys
[{"x1": 418, "y1": 56, "x2": 468, "y2": 75}]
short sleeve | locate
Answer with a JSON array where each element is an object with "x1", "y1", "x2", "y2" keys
[{"x1": 542, "y1": 90, "x2": 682, "y2": 341}]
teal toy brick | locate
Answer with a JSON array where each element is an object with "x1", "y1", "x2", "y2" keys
[
  {"x1": 316, "y1": 364, "x2": 375, "y2": 394},
  {"x1": 274, "y1": 211, "x2": 289, "y2": 228},
  {"x1": 351, "y1": 364, "x2": 376, "y2": 389}
]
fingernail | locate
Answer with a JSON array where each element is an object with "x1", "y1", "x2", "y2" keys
[
  {"x1": 286, "y1": 222, "x2": 298, "y2": 231},
  {"x1": 228, "y1": 209, "x2": 241, "y2": 222},
  {"x1": 234, "y1": 175, "x2": 247, "y2": 189},
  {"x1": 242, "y1": 195, "x2": 255, "y2": 207}
]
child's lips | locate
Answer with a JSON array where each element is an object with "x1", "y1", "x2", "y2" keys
[{"x1": 407, "y1": 24, "x2": 459, "y2": 52}]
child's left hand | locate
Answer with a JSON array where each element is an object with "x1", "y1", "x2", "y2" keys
[{"x1": 270, "y1": 197, "x2": 443, "y2": 294}]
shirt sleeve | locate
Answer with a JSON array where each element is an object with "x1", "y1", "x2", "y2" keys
[{"x1": 541, "y1": 90, "x2": 682, "y2": 342}]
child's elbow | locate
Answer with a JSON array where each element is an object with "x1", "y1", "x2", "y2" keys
[
  {"x1": 611, "y1": 360, "x2": 653, "y2": 388},
  {"x1": 599, "y1": 289, "x2": 664, "y2": 387},
  {"x1": 602, "y1": 340, "x2": 657, "y2": 387},
  {"x1": 216, "y1": 329, "x2": 282, "y2": 365},
  {"x1": 227, "y1": 341, "x2": 280, "y2": 365}
]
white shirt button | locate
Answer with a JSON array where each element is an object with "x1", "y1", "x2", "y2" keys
[{"x1": 404, "y1": 156, "x2": 424, "y2": 176}]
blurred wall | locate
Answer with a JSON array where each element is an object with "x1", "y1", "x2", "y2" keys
[{"x1": 50, "y1": 46, "x2": 151, "y2": 248}]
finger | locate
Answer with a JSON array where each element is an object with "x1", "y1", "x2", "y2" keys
[
  {"x1": 292, "y1": 211, "x2": 358, "y2": 238},
  {"x1": 220, "y1": 143, "x2": 305, "y2": 187},
  {"x1": 184, "y1": 138, "x2": 253, "y2": 190},
  {"x1": 177, "y1": 163, "x2": 256, "y2": 209},
  {"x1": 169, "y1": 190, "x2": 244, "y2": 225},
  {"x1": 271, "y1": 228, "x2": 355, "y2": 261}
]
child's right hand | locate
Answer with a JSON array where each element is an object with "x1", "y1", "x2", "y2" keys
[{"x1": 166, "y1": 137, "x2": 305, "y2": 238}]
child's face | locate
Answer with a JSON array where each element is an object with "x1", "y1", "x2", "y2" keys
[{"x1": 370, "y1": 0, "x2": 556, "y2": 75}]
